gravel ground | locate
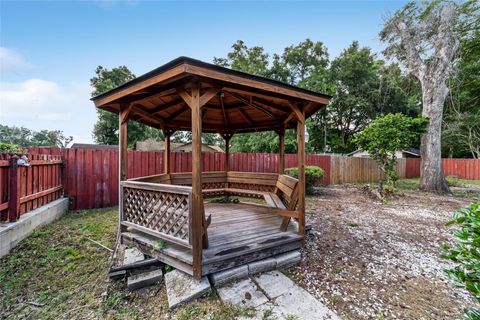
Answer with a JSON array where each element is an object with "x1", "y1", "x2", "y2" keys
[{"x1": 290, "y1": 185, "x2": 478, "y2": 320}]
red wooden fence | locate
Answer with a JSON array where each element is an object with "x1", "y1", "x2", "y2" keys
[
  {"x1": 1, "y1": 147, "x2": 478, "y2": 217},
  {"x1": 0, "y1": 153, "x2": 63, "y2": 222},
  {"x1": 403, "y1": 158, "x2": 480, "y2": 180},
  {"x1": 59, "y1": 149, "x2": 332, "y2": 210},
  {"x1": 442, "y1": 158, "x2": 480, "y2": 180}
]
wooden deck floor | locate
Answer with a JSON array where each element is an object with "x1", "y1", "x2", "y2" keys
[{"x1": 120, "y1": 202, "x2": 302, "y2": 276}]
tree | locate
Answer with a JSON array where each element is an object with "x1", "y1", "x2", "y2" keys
[
  {"x1": 327, "y1": 42, "x2": 382, "y2": 152},
  {"x1": 353, "y1": 113, "x2": 428, "y2": 186},
  {"x1": 214, "y1": 40, "x2": 330, "y2": 153},
  {"x1": 90, "y1": 66, "x2": 163, "y2": 147},
  {"x1": 215, "y1": 39, "x2": 421, "y2": 154},
  {"x1": 304, "y1": 41, "x2": 417, "y2": 154},
  {"x1": 380, "y1": 1, "x2": 463, "y2": 193},
  {"x1": 443, "y1": 110, "x2": 480, "y2": 159},
  {"x1": 213, "y1": 40, "x2": 270, "y2": 77},
  {"x1": 442, "y1": 1, "x2": 480, "y2": 158},
  {"x1": 0, "y1": 125, "x2": 72, "y2": 148}
]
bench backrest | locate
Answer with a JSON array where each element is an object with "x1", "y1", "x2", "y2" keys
[
  {"x1": 275, "y1": 174, "x2": 299, "y2": 210},
  {"x1": 226, "y1": 172, "x2": 277, "y2": 192},
  {"x1": 129, "y1": 171, "x2": 299, "y2": 209}
]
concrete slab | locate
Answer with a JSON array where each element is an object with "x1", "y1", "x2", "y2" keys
[
  {"x1": 127, "y1": 269, "x2": 163, "y2": 291},
  {"x1": 216, "y1": 270, "x2": 341, "y2": 320},
  {"x1": 165, "y1": 269, "x2": 211, "y2": 309},
  {"x1": 210, "y1": 265, "x2": 248, "y2": 286},
  {"x1": 216, "y1": 278, "x2": 269, "y2": 308},
  {"x1": 123, "y1": 247, "x2": 145, "y2": 265},
  {"x1": 248, "y1": 257, "x2": 276, "y2": 275},
  {"x1": 254, "y1": 270, "x2": 296, "y2": 299},
  {"x1": 0, "y1": 198, "x2": 69, "y2": 258},
  {"x1": 275, "y1": 250, "x2": 301, "y2": 269},
  {"x1": 275, "y1": 285, "x2": 341, "y2": 320},
  {"x1": 253, "y1": 302, "x2": 284, "y2": 320}
]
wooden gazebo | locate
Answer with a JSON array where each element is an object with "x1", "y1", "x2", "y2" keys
[{"x1": 92, "y1": 57, "x2": 330, "y2": 278}]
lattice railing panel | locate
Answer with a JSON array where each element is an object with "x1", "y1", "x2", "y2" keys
[
  {"x1": 202, "y1": 182, "x2": 226, "y2": 189},
  {"x1": 229, "y1": 183, "x2": 275, "y2": 192},
  {"x1": 123, "y1": 187, "x2": 190, "y2": 243}
]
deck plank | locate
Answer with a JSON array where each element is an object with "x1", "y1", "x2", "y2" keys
[{"x1": 120, "y1": 202, "x2": 302, "y2": 276}]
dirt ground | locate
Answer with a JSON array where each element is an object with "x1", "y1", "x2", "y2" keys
[{"x1": 290, "y1": 185, "x2": 478, "y2": 320}]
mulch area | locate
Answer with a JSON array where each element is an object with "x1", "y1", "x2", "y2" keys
[{"x1": 290, "y1": 185, "x2": 477, "y2": 319}]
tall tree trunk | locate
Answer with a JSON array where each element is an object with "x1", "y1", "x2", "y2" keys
[{"x1": 419, "y1": 82, "x2": 450, "y2": 193}]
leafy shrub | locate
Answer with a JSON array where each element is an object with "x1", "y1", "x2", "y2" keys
[
  {"x1": 0, "y1": 142, "x2": 24, "y2": 154},
  {"x1": 285, "y1": 166, "x2": 324, "y2": 195},
  {"x1": 442, "y1": 199, "x2": 480, "y2": 319},
  {"x1": 353, "y1": 113, "x2": 428, "y2": 187}
]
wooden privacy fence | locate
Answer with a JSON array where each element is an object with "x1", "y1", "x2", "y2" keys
[
  {"x1": 329, "y1": 157, "x2": 407, "y2": 184},
  {"x1": 2, "y1": 147, "x2": 478, "y2": 215},
  {"x1": 0, "y1": 153, "x2": 64, "y2": 222}
]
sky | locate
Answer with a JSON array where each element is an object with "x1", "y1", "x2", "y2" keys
[{"x1": 0, "y1": 0, "x2": 408, "y2": 144}]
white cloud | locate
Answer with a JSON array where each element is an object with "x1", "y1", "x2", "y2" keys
[
  {"x1": 0, "y1": 79, "x2": 77, "y2": 121},
  {"x1": 0, "y1": 47, "x2": 31, "y2": 73},
  {"x1": 1, "y1": 78, "x2": 97, "y2": 144}
]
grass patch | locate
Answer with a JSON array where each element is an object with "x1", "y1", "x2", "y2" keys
[
  {"x1": 0, "y1": 208, "x2": 123, "y2": 319},
  {"x1": 347, "y1": 222, "x2": 360, "y2": 228},
  {"x1": 0, "y1": 207, "x2": 259, "y2": 319},
  {"x1": 395, "y1": 178, "x2": 420, "y2": 191},
  {"x1": 176, "y1": 298, "x2": 255, "y2": 320}
]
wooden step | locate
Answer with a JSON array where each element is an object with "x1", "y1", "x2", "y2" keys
[{"x1": 121, "y1": 231, "x2": 194, "y2": 276}]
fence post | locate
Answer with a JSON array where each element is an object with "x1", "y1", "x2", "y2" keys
[{"x1": 8, "y1": 155, "x2": 19, "y2": 222}]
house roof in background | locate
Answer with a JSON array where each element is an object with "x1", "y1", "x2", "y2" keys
[
  {"x1": 347, "y1": 148, "x2": 420, "y2": 157},
  {"x1": 71, "y1": 143, "x2": 117, "y2": 150}
]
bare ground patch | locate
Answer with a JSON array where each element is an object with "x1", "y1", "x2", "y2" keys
[{"x1": 290, "y1": 185, "x2": 478, "y2": 319}]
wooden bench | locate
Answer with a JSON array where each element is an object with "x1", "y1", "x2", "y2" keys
[{"x1": 129, "y1": 171, "x2": 299, "y2": 231}]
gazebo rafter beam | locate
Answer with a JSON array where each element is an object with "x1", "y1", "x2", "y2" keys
[
  {"x1": 252, "y1": 96, "x2": 291, "y2": 113},
  {"x1": 127, "y1": 87, "x2": 177, "y2": 105},
  {"x1": 219, "y1": 93, "x2": 229, "y2": 127},
  {"x1": 287, "y1": 101, "x2": 305, "y2": 124},
  {"x1": 131, "y1": 103, "x2": 166, "y2": 130},
  {"x1": 200, "y1": 86, "x2": 222, "y2": 107},
  {"x1": 176, "y1": 86, "x2": 193, "y2": 108},
  {"x1": 150, "y1": 99, "x2": 185, "y2": 114},
  {"x1": 176, "y1": 84, "x2": 222, "y2": 109},
  {"x1": 224, "y1": 91, "x2": 281, "y2": 121},
  {"x1": 237, "y1": 107, "x2": 253, "y2": 126},
  {"x1": 120, "y1": 103, "x2": 134, "y2": 124},
  {"x1": 166, "y1": 105, "x2": 190, "y2": 121}
]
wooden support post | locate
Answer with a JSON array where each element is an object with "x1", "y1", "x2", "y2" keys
[
  {"x1": 8, "y1": 155, "x2": 19, "y2": 222},
  {"x1": 119, "y1": 104, "x2": 129, "y2": 233},
  {"x1": 163, "y1": 130, "x2": 172, "y2": 174},
  {"x1": 297, "y1": 106, "x2": 306, "y2": 236},
  {"x1": 191, "y1": 83, "x2": 205, "y2": 278},
  {"x1": 225, "y1": 137, "x2": 230, "y2": 172},
  {"x1": 278, "y1": 127, "x2": 285, "y2": 174},
  {"x1": 222, "y1": 133, "x2": 233, "y2": 172},
  {"x1": 119, "y1": 105, "x2": 129, "y2": 182}
]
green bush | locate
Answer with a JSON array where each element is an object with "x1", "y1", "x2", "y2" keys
[
  {"x1": 0, "y1": 142, "x2": 24, "y2": 154},
  {"x1": 285, "y1": 166, "x2": 324, "y2": 195},
  {"x1": 442, "y1": 199, "x2": 480, "y2": 319}
]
